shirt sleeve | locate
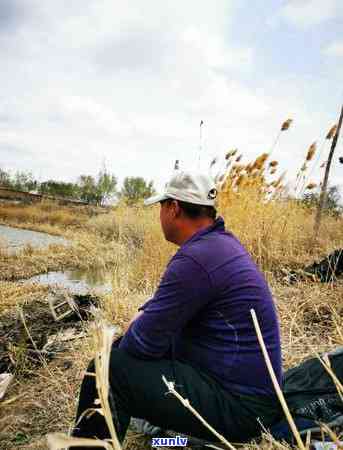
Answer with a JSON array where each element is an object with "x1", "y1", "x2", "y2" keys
[
  {"x1": 119, "y1": 254, "x2": 212, "y2": 359},
  {"x1": 137, "y1": 297, "x2": 154, "y2": 311}
]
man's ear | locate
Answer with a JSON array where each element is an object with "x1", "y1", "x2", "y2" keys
[{"x1": 173, "y1": 200, "x2": 182, "y2": 218}]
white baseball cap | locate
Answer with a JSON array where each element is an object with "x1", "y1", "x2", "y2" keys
[{"x1": 144, "y1": 171, "x2": 218, "y2": 206}]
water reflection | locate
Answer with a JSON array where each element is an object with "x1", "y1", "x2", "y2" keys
[
  {"x1": 24, "y1": 268, "x2": 112, "y2": 296},
  {"x1": 1, "y1": 225, "x2": 112, "y2": 295},
  {"x1": 0, "y1": 224, "x2": 68, "y2": 253}
]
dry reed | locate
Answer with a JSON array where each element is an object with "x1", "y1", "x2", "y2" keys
[
  {"x1": 0, "y1": 118, "x2": 342, "y2": 449},
  {"x1": 306, "y1": 143, "x2": 316, "y2": 162},
  {"x1": 281, "y1": 119, "x2": 293, "y2": 131},
  {"x1": 326, "y1": 125, "x2": 337, "y2": 140}
]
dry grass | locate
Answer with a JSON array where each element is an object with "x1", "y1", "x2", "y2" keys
[
  {"x1": 219, "y1": 186, "x2": 343, "y2": 270},
  {"x1": 1, "y1": 282, "x2": 342, "y2": 450},
  {"x1": 0, "y1": 201, "x2": 108, "y2": 236},
  {"x1": 0, "y1": 282, "x2": 48, "y2": 314},
  {"x1": 272, "y1": 280, "x2": 343, "y2": 369},
  {"x1": 124, "y1": 192, "x2": 343, "y2": 292},
  {"x1": 0, "y1": 202, "x2": 82, "y2": 235},
  {"x1": 0, "y1": 164, "x2": 342, "y2": 449},
  {"x1": 0, "y1": 345, "x2": 90, "y2": 450},
  {"x1": 0, "y1": 231, "x2": 128, "y2": 285}
]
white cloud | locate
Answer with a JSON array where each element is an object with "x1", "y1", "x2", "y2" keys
[
  {"x1": 277, "y1": 0, "x2": 343, "y2": 28},
  {"x1": 324, "y1": 41, "x2": 343, "y2": 57},
  {"x1": 0, "y1": 0, "x2": 256, "y2": 184},
  {"x1": 0, "y1": 0, "x2": 341, "y2": 192}
]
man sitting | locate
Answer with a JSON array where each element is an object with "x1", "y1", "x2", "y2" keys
[{"x1": 73, "y1": 171, "x2": 283, "y2": 446}]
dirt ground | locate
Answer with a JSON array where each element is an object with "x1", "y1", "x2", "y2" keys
[
  {"x1": 1, "y1": 278, "x2": 342, "y2": 450},
  {"x1": 0, "y1": 204, "x2": 342, "y2": 450}
]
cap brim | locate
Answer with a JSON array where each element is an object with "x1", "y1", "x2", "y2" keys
[{"x1": 144, "y1": 194, "x2": 168, "y2": 206}]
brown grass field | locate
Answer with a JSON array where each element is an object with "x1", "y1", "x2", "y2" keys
[{"x1": 0, "y1": 149, "x2": 343, "y2": 450}]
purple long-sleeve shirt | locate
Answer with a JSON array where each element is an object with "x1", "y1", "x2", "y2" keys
[{"x1": 119, "y1": 217, "x2": 282, "y2": 396}]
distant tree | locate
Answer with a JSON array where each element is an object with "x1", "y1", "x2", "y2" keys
[
  {"x1": 13, "y1": 171, "x2": 38, "y2": 192},
  {"x1": 78, "y1": 170, "x2": 117, "y2": 205},
  {"x1": 0, "y1": 168, "x2": 12, "y2": 188},
  {"x1": 78, "y1": 175, "x2": 97, "y2": 204},
  {"x1": 302, "y1": 185, "x2": 342, "y2": 217},
  {"x1": 39, "y1": 180, "x2": 79, "y2": 198},
  {"x1": 0, "y1": 165, "x2": 117, "y2": 204},
  {"x1": 96, "y1": 170, "x2": 117, "y2": 205},
  {"x1": 121, "y1": 177, "x2": 155, "y2": 205}
]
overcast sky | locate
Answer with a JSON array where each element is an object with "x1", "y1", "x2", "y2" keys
[{"x1": 1, "y1": 0, "x2": 343, "y2": 191}]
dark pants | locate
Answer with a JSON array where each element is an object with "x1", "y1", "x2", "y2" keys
[{"x1": 73, "y1": 343, "x2": 282, "y2": 447}]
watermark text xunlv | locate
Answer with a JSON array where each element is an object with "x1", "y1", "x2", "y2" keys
[{"x1": 151, "y1": 436, "x2": 188, "y2": 447}]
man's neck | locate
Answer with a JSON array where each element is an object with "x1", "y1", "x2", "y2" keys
[{"x1": 176, "y1": 218, "x2": 215, "y2": 246}]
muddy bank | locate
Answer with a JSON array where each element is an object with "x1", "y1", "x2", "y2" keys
[{"x1": 0, "y1": 293, "x2": 98, "y2": 374}]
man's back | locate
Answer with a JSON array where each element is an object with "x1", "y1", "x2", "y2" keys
[
  {"x1": 120, "y1": 217, "x2": 282, "y2": 396},
  {"x1": 174, "y1": 217, "x2": 282, "y2": 395}
]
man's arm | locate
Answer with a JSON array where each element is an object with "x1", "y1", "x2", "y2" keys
[
  {"x1": 124, "y1": 310, "x2": 143, "y2": 332},
  {"x1": 119, "y1": 254, "x2": 212, "y2": 359}
]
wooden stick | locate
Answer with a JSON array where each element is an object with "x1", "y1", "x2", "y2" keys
[
  {"x1": 162, "y1": 376, "x2": 237, "y2": 450},
  {"x1": 314, "y1": 105, "x2": 343, "y2": 238},
  {"x1": 250, "y1": 309, "x2": 306, "y2": 450},
  {"x1": 320, "y1": 354, "x2": 343, "y2": 402},
  {"x1": 320, "y1": 422, "x2": 343, "y2": 449}
]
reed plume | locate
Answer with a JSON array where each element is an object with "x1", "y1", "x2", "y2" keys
[
  {"x1": 306, "y1": 142, "x2": 316, "y2": 161},
  {"x1": 253, "y1": 153, "x2": 269, "y2": 170},
  {"x1": 210, "y1": 157, "x2": 217, "y2": 168},
  {"x1": 236, "y1": 174, "x2": 245, "y2": 187},
  {"x1": 281, "y1": 118, "x2": 293, "y2": 131},
  {"x1": 326, "y1": 124, "x2": 337, "y2": 140},
  {"x1": 269, "y1": 161, "x2": 278, "y2": 168},
  {"x1": 225, "y1": 149, "x2": 238, "y2": 160}
]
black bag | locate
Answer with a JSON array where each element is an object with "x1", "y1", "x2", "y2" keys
[
  {"x1": 270, "y1": 347, "x2": 343, "y2": 441},
  {"x1": 132, "y1": 348, "x2": 343, "y2": 446},
  {"x1": 303, "y1": 249, "x2": 343, "y2": 282}
]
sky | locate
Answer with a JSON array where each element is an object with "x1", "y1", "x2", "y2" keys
[{"x1": 1, "y1": 0, "x2": 343, "y2": 192}]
